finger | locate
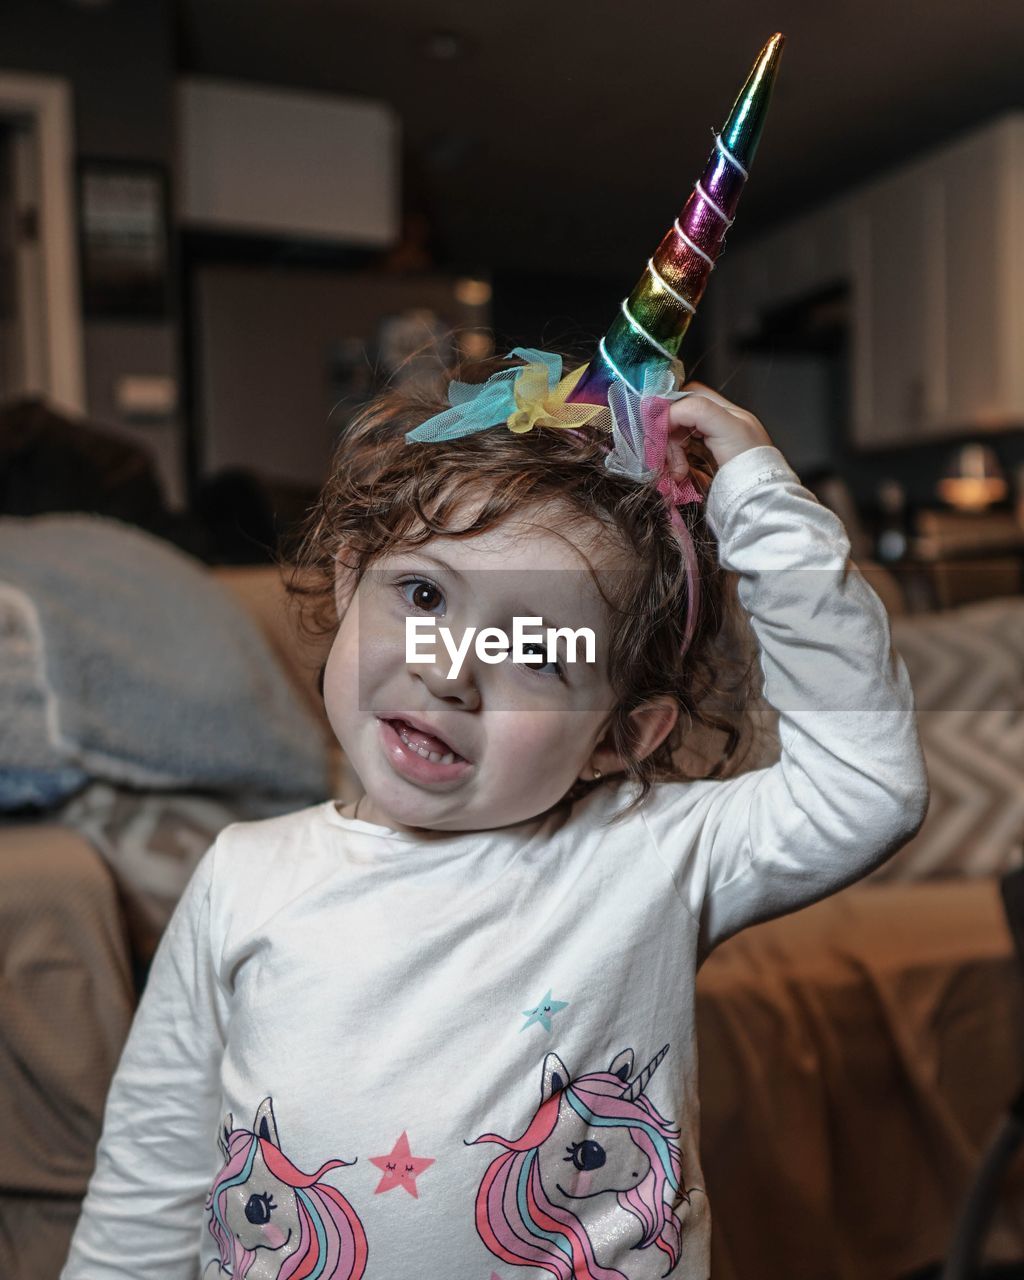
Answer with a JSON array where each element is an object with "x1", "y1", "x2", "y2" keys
[
  {"x1": 667, "y1": 391, "x2": 744, "y2": 438},
  {"x1": 680, "y1": 381, "x2": 764, "y2": 431},
  {"x1": 679, "y1": 381, "x2": 742, "y2": 411}
]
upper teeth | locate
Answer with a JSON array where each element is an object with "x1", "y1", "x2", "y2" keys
[{"x1": 397, "y1": 725, "x2": 456, "y2": 766}]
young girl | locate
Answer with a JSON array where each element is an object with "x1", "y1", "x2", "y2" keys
[{"x1": 62, "y1": 34, "x2": 927, "y2": 1280}]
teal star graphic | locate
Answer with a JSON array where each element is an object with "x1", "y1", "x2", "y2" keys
[{"x1": 521, "y1": 989, "x2": 569, "y2": 1033}]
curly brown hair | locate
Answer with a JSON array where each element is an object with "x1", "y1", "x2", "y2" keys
[{"x1": 286, "y1": 355, "x2": 759, "y2": 810}]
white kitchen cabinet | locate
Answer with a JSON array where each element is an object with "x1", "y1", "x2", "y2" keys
[
  {"x1": 177, "y1": 79, "x2": 399, "y2": 246},
  {"x1": 935, "y1": 120, "x2": 1023, "y2": 432},
  {"x1": 847, "y1": 170, "x2": 943, "y2": 446},
  {"x1": 709, "y1": 113, "x2": 1024, "y2": 446}
]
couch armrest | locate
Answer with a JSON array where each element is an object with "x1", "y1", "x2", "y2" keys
[
  {"x1": 0, "y1": 823, "x2": 134, "y2": 1196},
  {"x1": 212, "y1": 565, "x2": 331, "y2": 729}
]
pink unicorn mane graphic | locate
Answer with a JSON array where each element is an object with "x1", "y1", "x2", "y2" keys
[
  {"x1": 203, "y1": 1096, "x2": 368, "y2": 1280},
  {"x1": 469, "y1": 1046, "x2": 700, "y2": 1280}
]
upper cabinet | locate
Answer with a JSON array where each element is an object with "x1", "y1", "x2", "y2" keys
[
  {"x1": 177, "y1": 79, "x2": 400, "y2": 247},
  {"x1": 847, "y1": 167, "x2": 942, "y2": 446},
  {"x1": 709, "y1": 114, "x2": 1024, "y2": 447},
  {"x1": 935, "y1": 120, "x2": 1024, "y2": 432}
]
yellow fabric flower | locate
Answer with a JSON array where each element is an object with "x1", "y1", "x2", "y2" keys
[{"x1": 505, "y1": 363, "x2": 606, "y2": 434}]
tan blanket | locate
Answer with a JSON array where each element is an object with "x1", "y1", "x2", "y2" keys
[
  {"x1": 0, "y1": 824, "x2": 133, "y2": 1199},
  {"x1": 698, "y1": 878, "x2": 1024, "y2": 1278}
]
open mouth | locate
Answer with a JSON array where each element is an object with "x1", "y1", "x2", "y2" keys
[
  {"x1": 377, "y1": 716, "x2": 473, "y2": 785},
  {"x1": 389, "y1": 718, "x2": 465, "y2": 765}
]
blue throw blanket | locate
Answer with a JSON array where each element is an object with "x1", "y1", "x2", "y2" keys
[{"x1": 0, "y1": 515, "x2": 329, "y2": 808}]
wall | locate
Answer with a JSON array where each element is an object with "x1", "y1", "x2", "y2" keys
[
  {"x1": 0, "y1": 0, "x2": 183, "y2": 503},
  {"x1": 195, "y1": 266, "x2": 485, "y2": 489}
]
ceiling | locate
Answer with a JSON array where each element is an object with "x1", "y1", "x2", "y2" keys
[{"x1": 175, "y1": 0, "x2": 1024, "y2": 282}]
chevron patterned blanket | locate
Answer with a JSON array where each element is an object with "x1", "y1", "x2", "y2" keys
[{"x1": 873, "y1": 596, "x2": 1024, "y2": 879}]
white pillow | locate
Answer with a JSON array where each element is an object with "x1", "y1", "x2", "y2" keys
[
  {"x1": 0, "y1": 516, "x2": 330, "y2": 807},
  {"x1": 0, "y1": 583, "x2": 88, "y2": 807}
]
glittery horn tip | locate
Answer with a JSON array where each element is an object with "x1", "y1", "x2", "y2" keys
[
  {"x1": 721, "y1": 32, "x2": 785, "y2": 171},
  {"x1": 568, "y1": 33, "x2": 785, "y2": 406}
]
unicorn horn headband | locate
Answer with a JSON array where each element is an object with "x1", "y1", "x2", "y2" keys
[
  {"x1": 569, "y1": 31, "x2": 785, "y2": 404},
  {"x1": 405, "y1": 34, "x2": 783, "y2": 447}
]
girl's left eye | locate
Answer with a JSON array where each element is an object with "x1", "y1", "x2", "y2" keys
[
  {"x1": 515, "y1": 642, "x2": 562, "y2": 679},
  {"x1": 399, "y1": 578, "x2": 446, "y2": 614}
]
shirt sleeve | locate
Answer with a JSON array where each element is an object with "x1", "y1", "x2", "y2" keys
[
  {"x1": 61, "y1": 841, "x2": 228, "y2": 1279},
  {"x1": 640, "y1": 445, "x2": 929, "y2": 955}
]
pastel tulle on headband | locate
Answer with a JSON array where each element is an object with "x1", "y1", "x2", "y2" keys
[
  {"x1": 404, "y1": 350, "x2": 701, "y2": 505},
  {"x1": 604, "y1": 369, "x2": 703, "y2": 652},
  {"x1": 604, "y1": 369, "x2": 702, "y2": 512},
  {"x1": 404, "y1": 349, "x2": 606, "y2": 443}
]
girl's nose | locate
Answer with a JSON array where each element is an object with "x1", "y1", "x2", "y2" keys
[{"x1": 414, "y1": 652, "x2": 481, "y2": 711}]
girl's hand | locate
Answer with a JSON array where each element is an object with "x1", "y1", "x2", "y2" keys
[{"x1": 665, "y1": 381, "x2": 772, "y2": 473}]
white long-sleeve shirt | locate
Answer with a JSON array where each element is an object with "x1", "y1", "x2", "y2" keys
[{"x1": 62, "y1": 447, "x2": 928, "y2": 1280}]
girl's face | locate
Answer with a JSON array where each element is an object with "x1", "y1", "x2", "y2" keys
[{"x1": 322, "y1": 509, "x2": 631, "y2": 834}]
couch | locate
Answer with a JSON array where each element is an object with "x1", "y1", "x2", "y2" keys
[
  {"x1": 2, "y1": 548, "x2": 1023, "y2": 1280},
  {"x1": 0, "y1": 559, "x2": 347, "y2": 1278}
]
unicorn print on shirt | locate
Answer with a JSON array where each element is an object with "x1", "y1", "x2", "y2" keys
[
  {"x1": 203, "y1": 1096, "x2": 368, "y2": 1280},
  {"x1": 469, "y1": 1046, "x2": 701, "y2": 1279}
]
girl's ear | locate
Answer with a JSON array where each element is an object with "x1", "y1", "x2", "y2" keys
[{"x1": 580, "y1": 697, "x2": 678, "y2": 781}]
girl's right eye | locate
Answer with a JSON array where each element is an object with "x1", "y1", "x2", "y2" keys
[
  {"x1": 399, "y1": 577, "x2": 446, "y2": 614},
  {"x1": 515, "y1": 642, "x2": 563, "y2": 679}
]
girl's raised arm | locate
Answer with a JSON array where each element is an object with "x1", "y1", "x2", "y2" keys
[
  {"x1": 61, "y1": 845, "x2": 227, "y2": 1279},
  {"x1": 643, "y1": 397, "x2": 928, "y2": 955}
]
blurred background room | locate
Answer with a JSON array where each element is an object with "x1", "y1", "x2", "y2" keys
[{"x1": 1, "y1": 2, "x2": 1024, "y2": 1277}]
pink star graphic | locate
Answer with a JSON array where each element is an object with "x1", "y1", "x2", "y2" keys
[{"x1": 369, "y1": 1130, "x2": 435, "y2": 1198}]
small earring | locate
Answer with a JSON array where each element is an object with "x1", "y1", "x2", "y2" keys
[{"x1": 591, "y1": 766, "x2": 602, "y2": 781}]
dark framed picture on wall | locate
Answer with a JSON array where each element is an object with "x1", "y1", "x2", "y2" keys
[{"x1": 78, "y1": 160, "x2": 170, "y2": 318}]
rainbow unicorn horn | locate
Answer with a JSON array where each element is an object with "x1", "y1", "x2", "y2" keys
[
  {"x1": 568, "y1": 33, "x2": 784, "y2": 406},
  {"x1": 620, "y1": 1043, "x2": 670, "y2": 1102}
]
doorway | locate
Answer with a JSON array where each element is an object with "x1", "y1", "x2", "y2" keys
[{"x1": 0, "y1": 72, "x2": 84, "y2": 413}]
